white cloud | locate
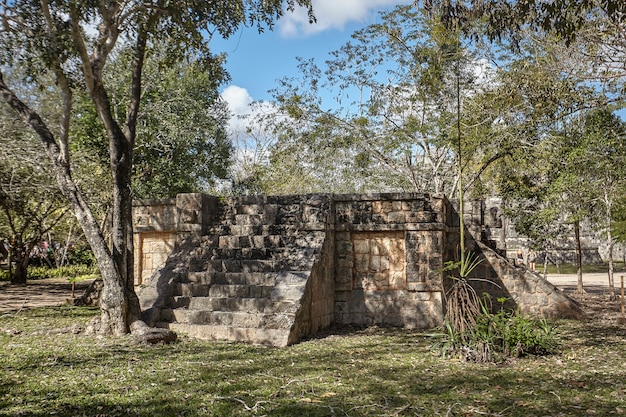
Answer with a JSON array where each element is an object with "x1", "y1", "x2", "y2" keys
[
  {"x1": 221, "y1": 85, "x2": 279, "y2": 135},
  {"x1": 221, "y1": 85, "x2": 254, "y2": 117},
  {"x1": 280, "y1": 0, "x2": 411, "y2": 37}
]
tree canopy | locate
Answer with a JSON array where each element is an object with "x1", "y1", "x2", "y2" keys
[{"x1": 240, "y1": 6, "x2": 506, "y2": 197}]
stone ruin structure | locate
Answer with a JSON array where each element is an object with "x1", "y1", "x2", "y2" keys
[{"x1": 134, "y1": 193, "x2": 582, "y2": 347}]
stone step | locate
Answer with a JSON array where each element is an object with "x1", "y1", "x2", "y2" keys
[
  {"x1": 162, "y1": 323, "x2": 292, "y2": 346},
  {"x1": 176, "y1": 275, "x2": 308, "y2": 300},
  {"x1": 166, "y1": 309, "x2": 295, "y2": 330},
  {"x1": 161, "y1": 309, "x2": 269, "y2": 327},
  {"x1": 189, "y1": 259, "x2": 276, "y2": 274},
  {"x1": 174, "y1": 283, "x2": 280, "y2": 298},
  {"x1": 173, "y1": 310, "x2": 294, "y2": 330},
  {"x1": 187, "y1": 272, "x2": 276, "y2": 286},
  {"x1": 210, "y1": 234, "x2": 324, "y2": 250},
  {"x1": 170, "y1": 296, "x2": 299, "y2": 314},
  {"x1": 208, "y1": 284, "x2": 272, "y2": 299},
  {"x1": 175, "y1": 283, "x2": 209, "y2": 297}
]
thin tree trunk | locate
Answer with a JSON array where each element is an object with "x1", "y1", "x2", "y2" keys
[
  {"x1": 574, "y1": 220, "x2": 585, "y2": 294},
  {"x1": 60, "y1": 224, "x2": 74, "y2": 268},
  {"x1": 607, "y1": 234, "x2": 616, "y2": 301},
  {"x1": 605, "y1": 195, "x2": 616, "y2": 300}
]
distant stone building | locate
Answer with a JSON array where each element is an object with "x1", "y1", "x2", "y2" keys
[{"x1": 473, "y1": 198, "x2": 619, "y2": 266}]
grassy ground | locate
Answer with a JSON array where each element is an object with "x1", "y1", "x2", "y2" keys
[
  {"x1": 542, "y1": 262, "x2": 626, "y2": 275},
  {"x1": 1, "y1": 298, "x2": 626, "y2": 417}
]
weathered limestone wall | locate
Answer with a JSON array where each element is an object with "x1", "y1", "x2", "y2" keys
[
  {"x1": 134, "y1": 192, "x2": 582, "y2": 345},
  {"x1": 133, "y1": 198, "x2": 177, "y2": 286},
  {"x1": 133, "y1": 194, "x2": 220, "y2": 285},
  {"x1": 332, "y1": 194, "x2": 446, "y2": 329},
  {"x1": 470, "y1": 243, "x2": 582, "y2": 319},
  {"x1": 135, "y1": 231, "x2": 177, "y2": 286},
  {"x1": 446, "y1": 201, "x2": 583, "y2": 319}
]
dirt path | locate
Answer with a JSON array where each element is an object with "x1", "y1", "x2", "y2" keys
[
  {"x1": 0, "y1": 278, "x2": 95, "y2": 313},
  {"x1": 546, "y1": 272, "x2": 626, "y2": 295}
]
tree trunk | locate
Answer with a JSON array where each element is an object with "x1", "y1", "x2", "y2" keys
[
  {"x1": 8, "y1": 238, "x2": 33, "y2": 285},
  {"x1": 574, "y1": 220, "x2": 585, "y2": 294},
  {"x1": 1, "y1": 40, "x2": 173, "y2": 342},
  {"x1": 0, "y1": 73, "x2": 141, "y2": 335},
  {"x1": 89, "y1": 71, "x2": 143, "y2": 334},
  {"x1": 10, "y1": 254, "x2": 28, "y2": 285},
  {"x1": 0, "y1": 239, "x2": 8, "y2": 260},
  {"x1": 607, "y1": 235, "x2": 616, "y2": 301},
  {"x1": 605, "y1": 200, "x2": 616, "y2": 300}
]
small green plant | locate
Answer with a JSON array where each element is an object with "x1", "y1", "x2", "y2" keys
[
  {"x1": 436, "y1": 300, "x2": 560, "y2": 363},
  {"x1": 442, "y1": 250, "x2": 486, "y2": 340}
]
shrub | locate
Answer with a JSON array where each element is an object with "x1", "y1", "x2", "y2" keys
[
  {"x1": 65, "y1": 246, "x2": 96, "y2": 267},
  {"x1": 0, "y1": 264, "x2": 100, "y2": 281},
  {"x1": 435, "y1": 299, "x2": 559, "y2": 362}
]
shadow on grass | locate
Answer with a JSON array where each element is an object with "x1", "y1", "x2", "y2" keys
[{"x1": 2, "y1": 307, "x2": 626, "y2": 416}]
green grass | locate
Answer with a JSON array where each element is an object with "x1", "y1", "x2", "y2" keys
[
  {"x1": 1, "y1": 305, "x2": 626, "y2": 416},
  {"x1": 543, "y1": 262, "x2": 626, "y2": 275}
]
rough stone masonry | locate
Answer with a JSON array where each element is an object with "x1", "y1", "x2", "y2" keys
[{"x1": 134, "y1": 193, "x2": 582, "y2": 347}]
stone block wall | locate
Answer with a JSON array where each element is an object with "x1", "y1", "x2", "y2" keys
[
  {"x1": 134, "y1": 192, "x2": 582, "y2": 345},
  {"x1": 135, "y1": 231, "x2": 177, "y2": 286},
  {"x1": 332, "y1": 194, "x2": 446, "y2": 329},
  {"x1": 133, "y1": 199, "x2": 177, "y2": 285},
  {"x1": 133, "y1": 194, "x2": 220, "y2": 285}
]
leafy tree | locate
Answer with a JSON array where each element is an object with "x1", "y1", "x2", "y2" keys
[
  {"x1": 425, "y1": 0, "x2": 626, "y2": 103},
  {"x1": 497, "y1": 107, "x2": 625, "y2": 293},
  {"x1": 427, "y1": 0, "x2": 625, "y2": 44},
  {"x1": 72, "y1": 46, "x2": 233, "y2": 199},
  {"x1": 570, "y1": 109, "x2": 626, "y2": 298},
  {"x1": 0, "y1": 163, "x2": 69, "y2": 284},
  {"x1": 0, "y1": 0, "x2": 313, "y2": 337},
  {"x1": 246, "y1": 6, "x2": 501, "y2": 196},
  {"x1": 0, "y1": 100, "x2": 68, "y2": 283}
]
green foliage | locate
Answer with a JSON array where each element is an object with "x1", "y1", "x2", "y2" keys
[
  {"x1": 496, "y1": 106, "x2": 626, "y2": 262},
  {"x1": 64, "y1": 246, "x2": 96, "y2": 267},
  {"x1": 71, "y1": 46, "x2": 233, "y2": 200},
  {"x1": 444, "y1": 250, "x2": 483, "y2": 279},
  {"x1": 0, "y1": 264, "x2": 99, "y2": 282},
  {"x1": 432, "y1": 0, "x2": 626, "y2": 46},
  {"x1": 438, "y1": 301, "x2": 560, "y2": 362}
]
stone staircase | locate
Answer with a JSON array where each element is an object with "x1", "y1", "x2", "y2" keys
[{"x1": 137, "y1": 195, "x2": 331, "y2": 346}]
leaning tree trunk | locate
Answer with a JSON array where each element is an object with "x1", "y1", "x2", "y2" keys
[{"x1": 0, "y1": 74, "x2": 141, "y2": 335}]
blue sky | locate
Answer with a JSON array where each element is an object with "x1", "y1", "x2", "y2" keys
[
  {"x1": 213, "y1": 0, "x2": 411, "y2": 118},
  {"x1": 213, "y1": 0, "x2": 625, "y2": 124}
]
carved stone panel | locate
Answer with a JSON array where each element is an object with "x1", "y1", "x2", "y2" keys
[{"x1": 351, "y1": 231, "x2": 406, "y2": 291}]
